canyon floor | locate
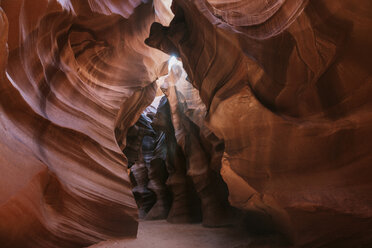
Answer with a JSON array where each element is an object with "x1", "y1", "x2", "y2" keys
[{"x1": 89, "y1": 220, "x2": 252, "y2": 248}]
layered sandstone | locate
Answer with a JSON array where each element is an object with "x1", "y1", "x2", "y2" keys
[
  {"x1": 0, "y1": 0, "x2": 371, "y2": 247},
  {"x1": 0, "y1": 0, "x2": 171, "y2": 247},
  {"x1": 146, "y1": 0, "x2": 372, "y2": 246}
]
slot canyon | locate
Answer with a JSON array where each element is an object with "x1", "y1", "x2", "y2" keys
[{"x1": 0, "y1": 0, "x2": 371, "y2": 247}]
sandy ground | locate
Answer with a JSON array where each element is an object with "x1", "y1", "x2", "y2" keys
[{"x1": 89, "y1": 220, "x2": 251, "y2": 248}]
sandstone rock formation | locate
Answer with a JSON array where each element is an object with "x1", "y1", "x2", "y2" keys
[
  {"x1": 1, "y1": 0, "x2": 372, "y2": 247},
  {"x1": 158, "y1": 63, "x2": 232, "y2": 227},
  {"x1": 0, "y1": 0, "x2": 171, "y2": 247},
  {"x1": 124, "y1": 106, "x2": 171, "y2": 221},
  {"x1": 153, "y1": 95, "x2": 204, "y2": 224},
  {"x1": 146, "y1": 0, "x2": 372, "y2": 246}
]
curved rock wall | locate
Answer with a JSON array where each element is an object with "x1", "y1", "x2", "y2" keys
[
  {"x1": 146, "y1": 0, "x2": 372, "y2": 246},
  {"x1": 0, "y1": 0, "x2": 170, "y2": 247},
  {"x1": 1, "y1": 0, "x2": 372, "y2": 247}
]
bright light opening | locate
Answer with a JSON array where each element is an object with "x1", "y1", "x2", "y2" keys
[{"x1": 168, "y1": 56, "x2": 179, "y2": 71}]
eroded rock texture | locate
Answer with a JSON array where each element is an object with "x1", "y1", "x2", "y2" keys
[
  {"x1": 146, "y1": 0, "x2": 372, "y2": 246},
  {"x1": 158, "y1": 63, "x2": 232, "y2": 227},
  {"x1": 1, "y1": 0, "x2": 372, "y2": 247},
  {"x1": 0, "y1": 0, "x2": 171, "y2": 247},
  {"x1": 124, "y1": 106, "x2": 171, "y2": 221}
]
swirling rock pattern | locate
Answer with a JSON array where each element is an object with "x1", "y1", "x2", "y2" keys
[
  {"x1": 1, "y1": 0, "x2": 372, "y2": 247},
  {"x1": 0, "y1": 0, "x2": 170, "y2": 247},
  {"x1": 146, "y1": 0, "x2": 372, "y2": 246}
]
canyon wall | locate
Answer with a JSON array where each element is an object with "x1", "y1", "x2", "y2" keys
[
  {"x1": 146, "y1": 0, "x2": 372, "y2": 246},
  {"x1": 0, "y1": 0, "x2": 372, "y2": 247},
  {"x1": 0, "y1": 0, "x2": 171, "y2": 247}
]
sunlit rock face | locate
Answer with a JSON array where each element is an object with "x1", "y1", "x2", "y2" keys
[
  {"x1": 146, "y1": 0, "x2": 372, "y2": 246},
  {"x1": 1, "y1": 0, "x2": 372, "y2": 247},
  {"x1": 0, "y1": 0, "x2": 171, "y2": 247}
]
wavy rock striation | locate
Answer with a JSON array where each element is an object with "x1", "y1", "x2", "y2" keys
[
  {"x1": 1, "y1": 0, "x2": 372, "y2": 247},
  {"x1": 0, "y1": 0, "x2": 171, "y2": 247},
  {"x1": 146, "y1": 0, "x2": 372, "y2": 246}
]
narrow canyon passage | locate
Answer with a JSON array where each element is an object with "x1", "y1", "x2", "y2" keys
[
  {"x1": 0, "y1": 0, "x2": 372, "y2": 248},
  {"x1": 123, "y1": 59, "x2": 234, "y2": 227}
]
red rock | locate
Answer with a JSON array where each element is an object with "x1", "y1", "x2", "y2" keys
[{"x1": 1, "y1": 0, "x2": 372, "y2": 247}]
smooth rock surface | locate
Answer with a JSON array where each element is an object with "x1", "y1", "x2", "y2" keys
[
  {"x1": 146, "y1": 0, "x2": 372, "y2": 246},
  {"x1": 1, "y1": 0, "x2": 372, "y2": 247},
  {"x1": 0, "y1": 0, "x2": 170, "y2": 247}
]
